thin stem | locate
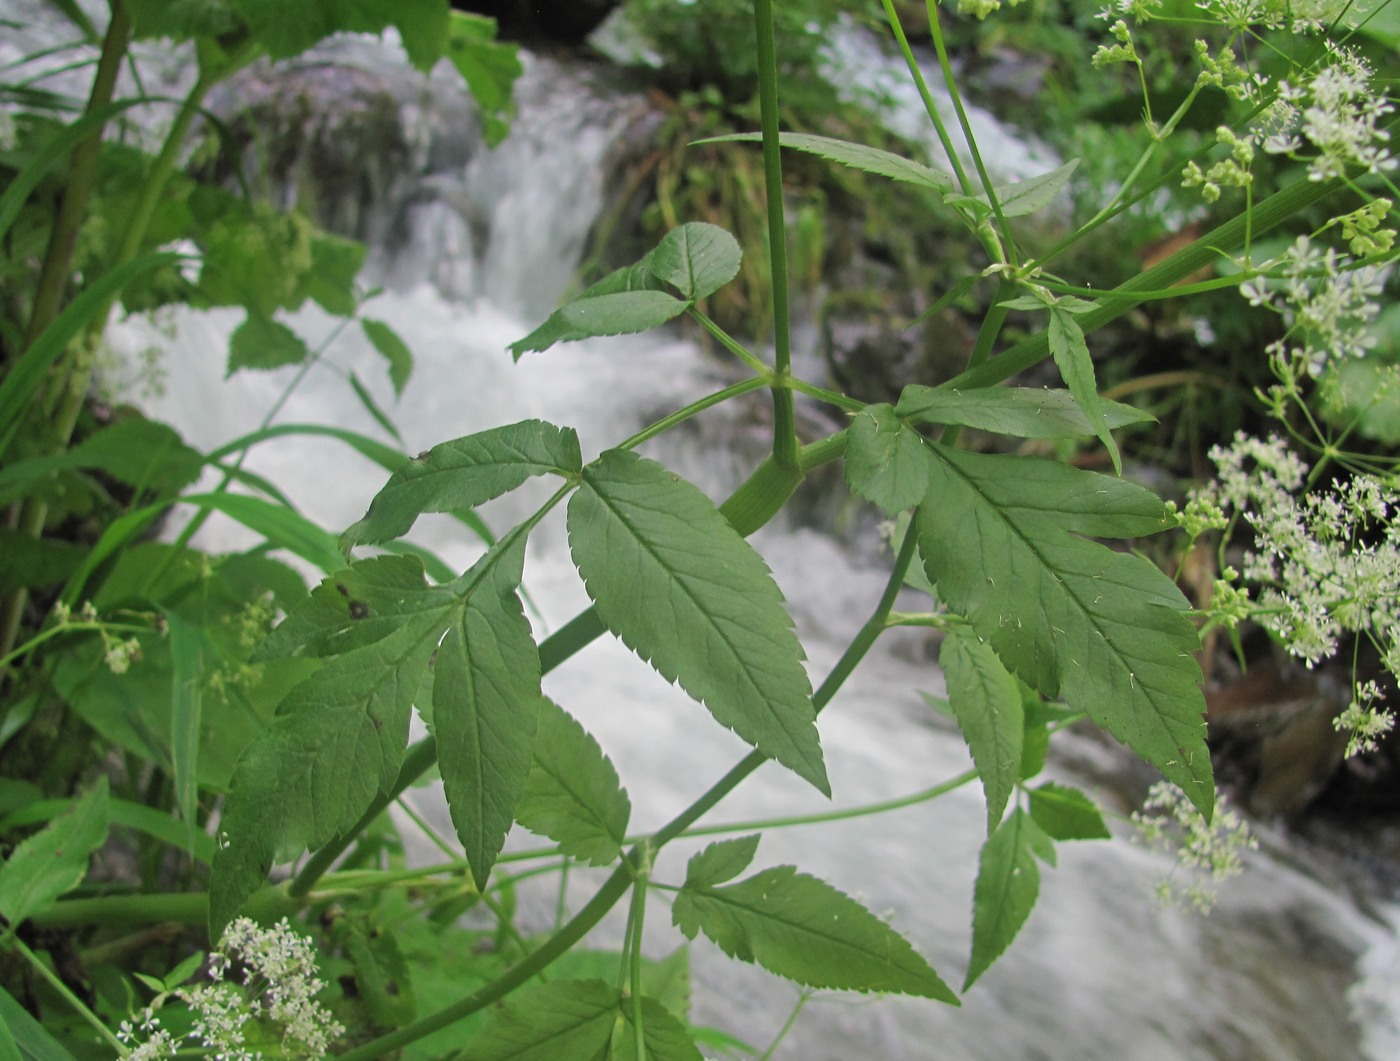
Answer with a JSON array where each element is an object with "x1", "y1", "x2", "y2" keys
[
  {"x1": 691, "y1": 309, "x2": 770, "y2": 375},
  {"x1": 752, "y1": 0, "x2": 799, "y2": 471},
  {"x1": 880, "y1": 0, "x2": 972, "y2": 196},
  {"x1": 760, "y1": 990, "x2": 812, "y2": 1061},
  {"x1": 618, "y1": 375, "x2": 769, "y2": 452}
]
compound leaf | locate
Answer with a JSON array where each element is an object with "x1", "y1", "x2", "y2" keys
[
  {"x1": 459, "y1": 979, "x2": 619, "y2": 1061},
  {"x1": 915, "y1": 444, "x2": 1211, "y2": 818},
  {"x1": 568, "y1": 450, "x2": 827, "y2": 794},
  {"x1": 516, "y1": 698, "x2": 631, "y2": 866},
  {"x1": 844, "y1": 403, "x2": 931, "y2": 515},
  {"x1": 940, "y1": 627, "x2": 1023, "y2": 834},
  {"x1": 433, "y1": 537, "x2": 542, "y2": 889},
  {"x1": 673, "y1": 864, "x2": 956, "y2": 1001},
  {"x1": 342, "y1": 420, "x2": 581, "y2": 548}
]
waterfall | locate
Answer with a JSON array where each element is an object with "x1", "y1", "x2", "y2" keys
[{"x1": 77, "y1": 24, "x2": 1400, "y2": 1061}]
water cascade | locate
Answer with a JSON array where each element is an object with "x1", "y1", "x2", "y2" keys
[{"x1": 55, "y1": 22, "x2": 1400, "y2": 1060}]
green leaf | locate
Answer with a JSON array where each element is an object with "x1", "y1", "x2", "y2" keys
[
  {"x1": 844, "y1": 403, "x2": 931, "y2": 515},
  {"x1": 0, "y1": 985, "x2": 80, "y2": 1061},
  {"x1": 0, "y1": 778, "x2": 108, "y2": 926},
  {"x1": 228, "y1": 311, "x2": 310, "y2": 374},
  {"x1": 979, "y1": 160, "x2": 1079, "y2": 217},
  {"x1": 342, "y1": 419, "x2": 581, "y2": 548},
  {"x1": 610, "y1": 996, "x2": 704, "y2": 1061},
  {"x1": 67, "y1": 417, "x2": 205, "y2": 495},
  {"x1": 895, "y1": 385, "x2": 1153, "y2": 439},
  {"x1": 1048, "y1": 305, "x2": 1120, "y2": 473},
  {"x1": 209, "y1": 603, "x2": 446, "y2": 931},
  {"x1": 673, "y1": 864, "x2": 956, "y2": 1001},
  {"x1": 227, "y1": 0, "x2": 452, "y2": 67},
  {"x1": 0, "y1": 531, "x2": 84, "y2": 596},
  {"x1": 362, "y1": 317, "x2": 414, "y2": 396},
  {"x1": 516, "y1": 698, "x2": 631, "y2": 866},
  {"x1": 558, "y1": 290, "x2": 689, "y2": 339},
  {"x1": 568, "y1": 450, "x2": 827, "y2": 794},
  {"x1": 445, "y1": 11, "x2": 523, "y2": 146},
  {"x1": 648, "y1": 223, "x2": 742, "y2": 301},
  {"x1": 256, "y1": 555, "x2": 451, "y2": 662},
  {"x1": 701, "y1": 132, "x2": 953, "y2": 194},
  {"x1": 302, "y1": 231, "x2": 365, "y2": 316},
  {"x1": 683, "y1": 835, "x2": 761, "y2": 890},
  {"x1": 0, "y1": 797, "x2": 215, "y2": 865},
  {"x1": 458, "y1": 979, "x2": 619, "y2": 1061},
  {"x1": 510, "y1": 261, "x2": 665, "y2": 358},
  {"x1": 940, "y1": 627, "x2": 1023, "y2": 834},
  {"x1": 915, "y1": 445, "x2": 1212, "y2": 818},
  {"x1": 349, "y1": 371, "x2": 405, "y2": 445},
  {"x1": 184, "y1": 492, "x2": 342, "y2": 574},
  {"x1": 965, "y1": 808, "x2": 1050, "y2": 989},
  {"x1": 433, "y1": 537, "x2": 542, "y2": 889},
  {"x1": 1027, "y1": 782, "x2": 1111, "y2": 841}
]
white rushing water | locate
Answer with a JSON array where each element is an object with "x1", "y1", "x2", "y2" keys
[{"x1": 72, "y1": 24, "x2": 1400, "y2": 1061}]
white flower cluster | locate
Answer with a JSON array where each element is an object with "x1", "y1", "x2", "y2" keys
[
  {"x1": 1132, "y1": 781, "x2": 1258, "y2": 913},
  {"x1": 1265, "y1": 43, "x2": 1396, "y2": 183},
  {"x1": 117, "y1": 917, "x2": 344, "y2": 1061},
  {"x1": 1192, "y1": 434, "x2": 1400, "y2": 754},
  {"x1": 1239, "y1": 233, "x2": 1387, "y2": 378}
]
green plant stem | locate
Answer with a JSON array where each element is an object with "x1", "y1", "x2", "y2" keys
[
  {"x1": 619, "y1": 375, "x2": 769, "y2": 452},
  {"x1": 751, "y1": 0, "x2": 798, "y2": 471},
  {"x1": 951, "y1": 167, "x2": 1360, "y2": 392},
  {"x1": 691, "y1": 308, "x2": 770, "y2": 375},
  {"x1": 922, "y1": 0, "x2": 1014, "y2": 266},
  {"x1": 334, "y1": 495, "x2": 921, "y2": 1060},
  {"x1": 18, "y1": 1, "x2": 130, "y2": 358},
  {"x1": 4, "y1": 935, "x2": 125, "y2": 1053},
  {"x1": 678, "y1": 767, "x2": 978, "y2": 839},
  {"x1": 880, "y1": 0, "x2": 970, "y2": 197}
]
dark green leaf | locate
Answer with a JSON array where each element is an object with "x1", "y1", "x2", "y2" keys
[
  {"x1": 0, "y1": 796, "x2": 214, "y2": 865},
  {"x1": 701, "y1": 132, "x2": 953, "y2": 194},
  {"x1": 516, "y1": 698, "x2": 631, "y2": 866},
  {"x1": 362, "y1": 317, "x2": 414, "y2": 396},
  {"x1": 445, "y1": 11, "x2": 522, "y2": 145},
  {"x1": 568, "y1": 450, "x2": 827, "y2": 794},
  {"x1": 433, "y1": 537, "x2": 542, "y2": 889},
  {"x1": 0, "y1": 778, "x2": 108, "y2": 926},
  {"x1": 228, "y1": 0, "x2": 452, "y2": 67},
  {"x1": 915, "y1": 445, "x2": 1211, "y2": 818},
  {"x1": 648, "y1": 223, "x2": 742, "y2": 301},
  {"x1": 965, "y1": 808, "x2": 1048, "y2": 989},
  {"x1": 349, "y1": 371, "x2": 404, "y2": 445},
  {"x1": 610, "y1": 996, "x2": 704, "y2": 1061},
  {"x1": 0, "y1": 531, "x2": 84, "y2": 596},
  {"x1": 1048, "y1": 305, "x2": 1120, "y2": 473},
  {"x1": 844, "y1": 403, "x2": 931, "y2": 515},
  {"x1": 1027, "y1": 782, "x2": 1111, "y2": 841},
  {"x1": 458, "y1": 979, "x2": 619, "y2": 1061},
  {"x1": 683, "y1": 835, "x2": 761, "y2": 890},
  {"x1": 895, "y1": 385, "x2": 1153, "y2": 439},
  {"x1": 228, "y1": 312, "x2": 309, "y2": 374},
  {"x1": 940, "y1": 627, "x2": 1023, "y2": 834},
  {"x1": 673, "y1": 864, "x2": 956, "y2": 1001},
  {"x1": 209, "y1": 613, "x2": 443, "y2": 932},
  {"x1": 342, "y1": 419, "x2": 581, "y2": 548}
]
